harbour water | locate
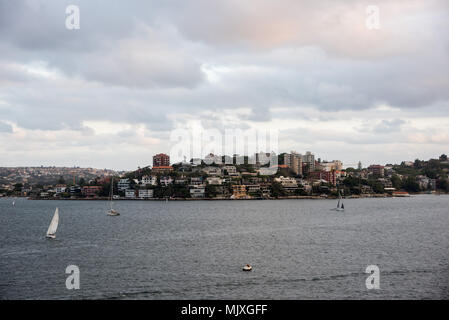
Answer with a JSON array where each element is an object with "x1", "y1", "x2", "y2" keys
[{"x1": 1, "y1": 195, "x2": 448, "y2": 299}]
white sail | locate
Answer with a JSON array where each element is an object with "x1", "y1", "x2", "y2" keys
[{"x1": 46, "y1": 208, "x2": 59, "y2": 236}]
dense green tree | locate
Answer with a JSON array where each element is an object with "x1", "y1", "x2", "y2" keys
[
  {"x1": 390, "y1": 175, "x2": 402, "y2": 189},
  {"x1": 437, "y1": 179, "x2": 449, "y2": 192},
  {"x1": 78, "y1": 177, "x2": 86, "y2": 186},
  {"x1": 343, "y1": 176, "x2": 362, "y2": 188},
  {"x1": 271, "y1": 182, "x2": 286, "y2": 198},
  {"x1": 173, "y1": 185, "x2": 190, "y2": 198},
  {"x1": 402, "y1": 176, "x2": 420, "y2": 192},
  {"x1": 205, "y1": 185, "x2": 219, "y2": 198}
]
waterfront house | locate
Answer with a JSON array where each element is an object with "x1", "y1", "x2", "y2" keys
[
  {"x1": 190, "y1": 186, "x2": 205, "y2": 198},
  {"x1": 160, "y1": 176, "x2": 174, "y2": 186},
  {"x1": 140, "y1": 175, "x2": 157, "y2": 186},
  {"x1": 138, "y1": 189, "x2": 153, "y2": 199},
  {"x1": 82, "y1": 186, "x2": 102, "y2": 197},
  {"x1": 231, "y1": 185, "x2": 248, "y2": 199},
  {"x1": 118, "y1": 178, "x2": 130, "y2": 191},
  {"x1": 125, "y1": 189, "x2": 136, "y2": 199}
]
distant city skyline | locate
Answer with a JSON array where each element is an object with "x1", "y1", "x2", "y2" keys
[
  {"x1": 1, "y1": 149, "x2": 447, "y2": 172},
  {"x1": 0, "y1": 1, "x2": 448, "y2": 171}
]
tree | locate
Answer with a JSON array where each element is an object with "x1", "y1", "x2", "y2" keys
[
  {"x1": 413, "y1": 159, "x2": 422, "y2": 169},
  {"x1": 271, "y1": 182, "x2": 286, "y2": 198},
  {"x1": 343, "y1": 176, "x2": 361, "y2": 188},
  {"x1": 58, "y1": 175, "x2": 65, "y2": 184},
  {"x1": 440, "y1": 154, "x2": 448, "y2": 161},
  {"x1": 390, "y1": 175, "x2": 402, "y2": 189},
  {"x1": 79, "y1": 178, "x2": 86, "y2": 186},
  {"x1": 437, "y1": 179, "x2": 449, "y2": 192},
  {"x1": 173, "y1": 185, "x2": 190, "y2": 198},
  {"x1": 402, "y1": 176, "x2": 420, "y2": 193},
  {"x1": 205, "y1": 185, "x2": 219, "y2": 198}
]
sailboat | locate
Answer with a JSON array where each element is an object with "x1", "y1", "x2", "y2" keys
[
  {"x1": 46, "y1": 207, "x2": 59, "y2": 239},
  {"x1": 331, "y1": 192, "x2": 345, "y2": 211},
  {"x1": 12, "y1": 200, "x2": 15, "y2": 207},
  {"x1": 107, "y1": 178, "x2": 120, "y2": 216}
]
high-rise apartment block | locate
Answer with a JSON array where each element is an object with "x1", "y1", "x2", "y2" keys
[{"x1": 153, "y1": 153, "x2": 170, "y2": 167}]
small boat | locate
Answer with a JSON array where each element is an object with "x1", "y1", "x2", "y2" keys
[
  {"x1": 46, "y1": 207, "x2": 59, "y2": 239},
  {"x1": 107, "y1": 178, "x2": 120, "y2": 216},
  {"x1": 12, "y1": 200, "x2": 15, "y2": 207},
  {"x1": 242, "y1": 264, "x2": 253, "y2": 271},
  {"x1": 107, "y1": 209, "x2": 120, "y2": 216},
  {"x1": 331, "y1": 191, "x2": 345, "y2": 211}
]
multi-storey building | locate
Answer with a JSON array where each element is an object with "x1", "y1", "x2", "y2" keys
[
  {"x1": 283, "y1": 151, "x2": 304, "y2": 175},
  {"x1": 302, "y1": 151, "x2": 315, "y2": 172},
  {"x1": 55, "y1": 184, "x2": 67, "y2": 194},
  {"x1": 321, "y1": 160, "x2": 343, "y2": 172},
  {"x1": 190, "y1": 186, "x2": 205, "y2": 198},
  {"x1": 140, "y1": 175, "x2": 157, "y2": 186},
  {"x1": 231, "y1": 185, "x2": 247, "y2": 199},
  {"x1": 222, "y1": 166, "x2": 238, "y2": 176},
  {"x1": 160, "y1": 176, "x2": 174, "y2": 186},
  {"x1": 368, "y1": 165, "x2": 385, "y2": 177},
  {"x1": 125, "y1": 189, "x2": 136, "y2": 198},
  {"x1": 117, "y1": 178, "x2": 130, "y2": 191},
  {"x1": 189, "y1": 177, "x2": 204, "y2": 186},
  {"x1": 138, "y1": 189, "x2": 154, "y2": 199},
  {"x1": 153, "y1": 153, "x2": 170, "y2": 167},
  {"x1": 202, "y1": 166, "x2": 222, "y2": 176},
  {"x1": 206, "y1": 177, "x2": 223, "y2": 185},
  {"x1": 309, "y1": 170, "x2": 337, "y2": 186},
  {"x1": 82, "y1": 186, "x2": 102, "y2": 197}
]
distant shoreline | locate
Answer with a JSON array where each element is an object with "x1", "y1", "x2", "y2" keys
[{"x1": 15, "y1": 192, "x2": 447, "y2": 201}]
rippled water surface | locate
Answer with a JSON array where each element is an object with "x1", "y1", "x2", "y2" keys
[{"x1": 1, "y1": 196, "x2": 448, "y2": 299}]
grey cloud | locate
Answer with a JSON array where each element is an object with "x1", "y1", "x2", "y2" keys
[{"x1": 0, "y1": 0, "x2": 448, "y2": 169}]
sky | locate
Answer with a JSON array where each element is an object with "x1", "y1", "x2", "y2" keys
[{"x1": 0, "y1": 0, "x2": 448, "y2": 170}]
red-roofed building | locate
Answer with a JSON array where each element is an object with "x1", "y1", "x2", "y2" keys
[
  {"x1": 309, "y1": 170, "x2": 337, "y2": 186},
  {"x1": 82, "y1": 186, "x2": 102, "y2": 197}
]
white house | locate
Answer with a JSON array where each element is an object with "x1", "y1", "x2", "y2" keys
[
  {"x1": 118, "y1": 178, "x2": 130, "y2": 191},
  {"x1": 190, "y1": 186, "x2": 205, "y2": 198},
  {"x1": 140, "y1": 175, "x2": 157, "y2": 186},
  {"x1": 206, "y1": 177, "x2": 223, "y2": 185},
  {"x1": 189, "y1": 177, "x2": 203, "y2": 186},
  {"x1": 202, "y1": 166, "x2": 222, "y2": 176},
  {"x1": 55, "y1": 184, "x2": 67, "y2": 194},
  {"x1": 274, "y1": 176, "x2": 298, "y2": 188},
  {"x1": 125, "y1": 189, "x2": 136, "y2": 198},
  {"x1": 138, "y1": 189, "x2": 154, "y2": 199},
  {"x1": 222, "y1": 165, "x2": 238, "y2": 176},
  {"x1": 160, "y1": 176, "x2": 174, "y2": 186}
]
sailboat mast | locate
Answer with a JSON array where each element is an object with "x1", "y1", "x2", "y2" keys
[{"x1": 110, "y1": 177, "x2": 113, "y2": 209}]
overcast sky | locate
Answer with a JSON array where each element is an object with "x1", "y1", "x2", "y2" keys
[{"x1": 0, "y1": 0, "x2": 448, "y2": 170}]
